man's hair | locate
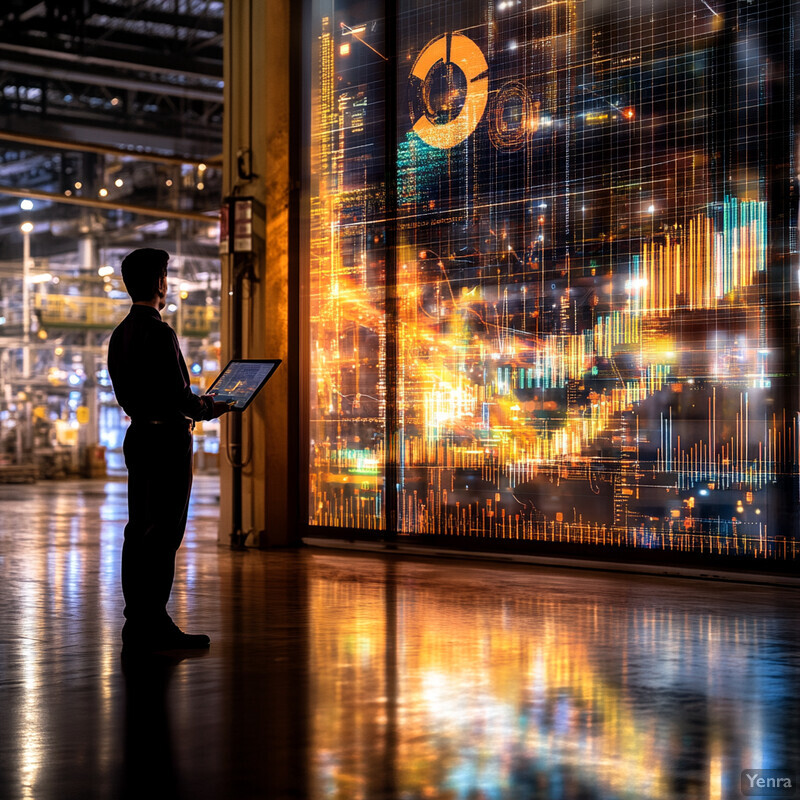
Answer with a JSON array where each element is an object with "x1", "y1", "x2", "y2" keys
[{"x1": 120, "y1": 248, "x2": 169, "y2": 302}]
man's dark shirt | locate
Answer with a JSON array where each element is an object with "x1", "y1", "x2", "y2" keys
[{"x1": 108, "y1": 304, "x2": 213, "y2": 422}]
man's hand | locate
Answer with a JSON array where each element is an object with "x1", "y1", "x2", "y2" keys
[
  {"x1": 211, "y1": 400, "x2": 234, "y2": 418},
  {"x1": 207, "y1": 399, "x2": 234, "y2": 418}
]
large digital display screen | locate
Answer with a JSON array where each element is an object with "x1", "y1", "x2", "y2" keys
[{"x1": 308, "y1": 0, "x2": 798, "y2": 568}]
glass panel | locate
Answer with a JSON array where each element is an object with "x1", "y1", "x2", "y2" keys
[
  {"x1": 308, "y1": 0, "x2": 799, "y2": 567},
  {"x1": 393, "y1": 0, "x2": 797, "y2": 563},
  {"x1": 309, "y1": 0, "x2": 388, "y2": 530}
]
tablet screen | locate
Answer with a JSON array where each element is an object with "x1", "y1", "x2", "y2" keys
[{"x1": 206, "y1": 359, "x2": 281, "y2": 410}]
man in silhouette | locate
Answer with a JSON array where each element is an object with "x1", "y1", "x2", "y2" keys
[{"x1": 108, "y1": 248, "x2": 230, "y2": 650}]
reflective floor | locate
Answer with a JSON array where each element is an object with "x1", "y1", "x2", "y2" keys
[{"x1": 0, "y1": 479, "x2": 797, "y2": 800}]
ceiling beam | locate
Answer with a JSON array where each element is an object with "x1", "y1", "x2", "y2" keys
[
  {"x1": 2, "y1": 24, "x2": 223, "y2": 65},
  {"x1": 0, "y1": 115, "x2": 220, "y2": 158},
  {"x1": 0, "y1": 56, "x2": 222, "y2": 103},
  {"x1": 0, "y1": 185, "x2": 217, "y2": 223},
  {"x1": 0, "y1": 39, "x2": 222, "y2": 81},
  {"x1": 86, "y1": 1, "x2": 223, "y2": 36},
  {"x1": 0, "y1": 130, "x2": 221, "y2": 167},
  {"x1": 0, "y1": 40, "x2": 220, "y2": 81}
]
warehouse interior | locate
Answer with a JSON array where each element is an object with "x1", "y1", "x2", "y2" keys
[{"x1": 0, "y1": 1, "x2": 225, "y2": 482}]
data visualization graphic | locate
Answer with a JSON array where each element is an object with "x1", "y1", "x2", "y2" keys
[{"x1": 309, "y1": 0, "x2": 798, "y2": 565}]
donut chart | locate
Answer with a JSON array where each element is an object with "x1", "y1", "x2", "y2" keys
[{"x1": 409, "y1": 32, "x2": 489, "y2": 149}]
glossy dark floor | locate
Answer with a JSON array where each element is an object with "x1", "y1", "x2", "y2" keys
[{"x1": 0, "y1": 478, "x2": 797, "y2": 800}]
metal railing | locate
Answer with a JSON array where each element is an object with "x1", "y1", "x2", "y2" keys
[
  {"x1": 35, "y1": 295, "x2": 126, "y2": 329},
  {"x1": 31, "y1": 296, "x2": 219, "y2": 336}
]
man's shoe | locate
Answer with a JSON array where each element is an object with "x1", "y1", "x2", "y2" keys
[
  {"x1": 154, "y1": 628, "x2": 211, "y2": 650},
  {"x1": 122, "y1": 623, "x2": 210, "y2": 651}
]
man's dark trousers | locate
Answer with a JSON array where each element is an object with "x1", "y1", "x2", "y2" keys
[{"x1": 122, "y1": 419, "x2": 193, "y2": 630}]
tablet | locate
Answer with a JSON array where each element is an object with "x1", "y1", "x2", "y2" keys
[{"x1": 206, "y1": 359, "x2": 281, "y2": 411}]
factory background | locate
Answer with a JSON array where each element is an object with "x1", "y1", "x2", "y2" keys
[{"x1": 0, "y1": 2, "x2": 224, "y2": 482}]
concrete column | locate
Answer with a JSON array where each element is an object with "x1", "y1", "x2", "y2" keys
[
  {"x1": 220, "y1": 0, "x2": 296, "y2": 546},
  {"x1": 83, "y1": 334, "x2": 98, "y2": 449},
  {"x1": 78, "y1": 235, "x2": 95, "y2": 274},
  {"x1": 21, "y1": 229, "x2": 31, "y2": 380},
  {"x1": 78, "y1": 236, "x2": 99, "y2": 451}
]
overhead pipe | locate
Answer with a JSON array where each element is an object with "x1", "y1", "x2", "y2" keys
[
  {"x1": 0, "y1": 57, "x2": 222, "y2": 104},
  {"x1": 0, "y1": 130, "x2": 221, "y2": 168},
  {"x1": 0, "y1": 185, "x2": 216, "y2": 223}
]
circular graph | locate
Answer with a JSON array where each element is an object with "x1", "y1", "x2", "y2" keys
[
  {"x1": 487, "y1": 81, "x2": 538, "y2": 151},
  {"x1": 408, "y1": 32, "x2": 489, "y2": 150}
]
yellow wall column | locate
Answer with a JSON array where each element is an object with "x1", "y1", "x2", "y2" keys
[{"x1": 220, "y1": 0, "x2": 298, "y2": 546}]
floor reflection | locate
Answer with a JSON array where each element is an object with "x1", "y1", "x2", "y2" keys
[
  {"x1": 308, "y1": 554, "x2": 799, "y2": 800},
  {"x1": 121, "y1": 652, "x2": 182, "y2": 800},
  {"x1": 0, "y1": 480, "x2": 796, "y2": 799}
]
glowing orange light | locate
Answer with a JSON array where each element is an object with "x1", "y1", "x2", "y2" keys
[{"x1": 622, "y1": 107, "x2": 635, "y2": 120}]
